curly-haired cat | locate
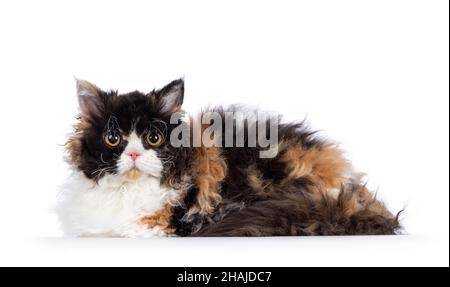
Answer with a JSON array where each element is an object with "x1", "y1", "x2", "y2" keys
[{"x1": 57, "y1": 79, "x2": 401, "y2": 237}]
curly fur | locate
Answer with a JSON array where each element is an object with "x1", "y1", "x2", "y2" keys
[{"x1": 59, "y1": 78, "x2": 402, "y2": 237}]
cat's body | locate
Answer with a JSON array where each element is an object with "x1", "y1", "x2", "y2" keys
[{"x1": 57, "y1": 79, "x2": 401, "y2": 237}]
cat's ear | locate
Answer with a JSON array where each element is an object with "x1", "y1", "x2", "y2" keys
[
  {"x1": 155, "y1": 78, "x2": 184, "y2": 113},
  {"x1": 76, "y1": 79, "x2": 103, "y2": 117}
]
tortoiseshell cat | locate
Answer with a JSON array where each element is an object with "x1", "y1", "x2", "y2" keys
[{"x1": 57, "y1": 79, "x2": 401, "y2": 237}]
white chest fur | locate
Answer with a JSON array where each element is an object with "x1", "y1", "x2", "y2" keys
[{"x1": 56, "y1": 172, "x2": 180, "y2": 237}]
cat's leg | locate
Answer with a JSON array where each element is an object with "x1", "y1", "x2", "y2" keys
[
  {"x1": 189, "y1": 145, "x2": 227, "y2": 216},
  {"x1": 138, "y1": 205, "x2": 176, "y2": 237}
]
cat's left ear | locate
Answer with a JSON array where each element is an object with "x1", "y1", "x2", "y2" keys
[{"x1": 154, "y1": 78, "x2": 184, "y2": 113}]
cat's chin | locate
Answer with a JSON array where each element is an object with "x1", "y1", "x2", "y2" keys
[{"x1": 124, "y1": 168, "x2": 144, "y2": 181}]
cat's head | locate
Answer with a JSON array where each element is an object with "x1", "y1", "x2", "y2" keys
[{"x1": 66, "y1": 79, "x2": 184, "y2": 181}]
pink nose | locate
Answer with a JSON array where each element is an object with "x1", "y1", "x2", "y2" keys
[{"x1": 128, "y1": 151, "x2": 140, "y2": 161}]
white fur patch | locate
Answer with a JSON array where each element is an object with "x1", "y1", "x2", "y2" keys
[{"x1": 56, "y1": 172, "x2": 181, "y2": 238}]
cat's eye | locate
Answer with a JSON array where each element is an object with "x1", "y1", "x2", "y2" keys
[
  {"x1": 103, "y1": 131, "x2": 121, "y2": 147},
  {"x1": 146, "y1": 130, "x2": 163, "y2": 147}
]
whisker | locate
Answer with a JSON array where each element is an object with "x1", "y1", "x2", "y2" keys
[
  {"x1": 90, "y1": 165, "x2": 115, "y2": 180},
  {"x1": 100, "y1": 153, "x2": 108, "y2": 164}
]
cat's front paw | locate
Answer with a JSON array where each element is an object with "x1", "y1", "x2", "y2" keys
[
  {"x1": 142, "y1": 225, "x2": 169, "y2": 238},
  {"x1": 119, "y1": 223, "x2": 168, "y2": 238}
]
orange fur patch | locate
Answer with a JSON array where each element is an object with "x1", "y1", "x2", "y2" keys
[
  {"x1": 140, "y1": 205, "x2": 176, "y2": 234},
  {"x1": 65, "y1": 116, "x2": 90, "y2": 165},
  {"x1": 337, "y1": 188, "x2": 362, "y2": 217},
  {"x1": 247, "y1": 167, "x2": 272, "y2": 198},
  {"x1": 186, "y1": 114, "x2": 228, "y2": 216},
  {"x1": 191, "y1": 145, "x2": 227, "y2": 215},
  {"x1": 281, "y1": 143, "x2": 350, "y2": 189},
  {"x1": 335, "y1": 181, "x2": 394, "y2": 219}
]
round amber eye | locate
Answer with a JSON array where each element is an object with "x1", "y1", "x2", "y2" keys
[
  {"x1": 146, "y1": 131, "x2": 163, "y2": 147},
  {"x1": 104, "y1": 131, "x2": 121, "y2": 147}
]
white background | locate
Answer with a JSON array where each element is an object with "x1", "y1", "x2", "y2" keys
[{"x1": 0, "y1": 0, "x2": 448, "y2": 266}]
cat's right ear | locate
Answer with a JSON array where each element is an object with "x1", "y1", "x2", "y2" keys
[{"x1": 76, "y1": 79, "x2": 102, "y2": 117}]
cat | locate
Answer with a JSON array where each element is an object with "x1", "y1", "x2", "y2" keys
[{"x1": 57, "y1": 78, "x2": 401, "y2": 237}]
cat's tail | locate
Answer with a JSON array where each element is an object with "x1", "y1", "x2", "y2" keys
[{"x1": 192, "y1": 181, "x2": 402, "y2": 236}]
